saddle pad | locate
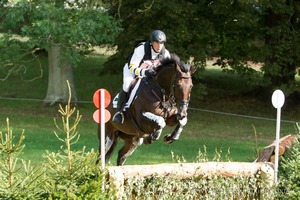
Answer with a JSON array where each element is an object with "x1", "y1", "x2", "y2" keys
[
  {"x1": 113, "y1": 78, "x2": 142, "y2": 110},
  {"x1": 124, "y1": 78, "x2": 142, "y2": 110}
]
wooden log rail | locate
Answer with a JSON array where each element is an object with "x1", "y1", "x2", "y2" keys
[
  {"x1": 256, "y1": 134, "x2": 298, "y2": 163},
  {"x1": 107, "y1": 162, "x2": 274, "y2": 199}
]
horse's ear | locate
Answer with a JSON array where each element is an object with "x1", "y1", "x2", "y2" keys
[{"x1": 190, "y1": 66, "x2": 198, "y2": 74}]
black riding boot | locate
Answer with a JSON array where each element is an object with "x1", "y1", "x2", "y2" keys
[{"x1": 112, "y1": 90, "x2": 127, "y2": 124}]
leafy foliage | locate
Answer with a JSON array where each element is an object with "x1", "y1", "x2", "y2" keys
[
  {"x1": 123, "y1": 149, "x2": 276, "y2": 199},
  {"x1": 0, "y1": 119, "x2": 45, "y2": 199},
  {"x1": 104, "y1": 0, "x2": 300, "y2": 98},
  {"x1": 0, "y1": 82, "x2": 116, "y2": 199},
  {"x1": 0, "y1": 0, "x2": 122, "y2": 78},
  {"x1": 41, "y1": 81, "x2": 115, "y2": 199},
  {"x1": 123, "y1": 174, "x2": 275, "y2": 200},
  {"x1": 277, "y1": 127, "x2": 300, "y2": 199}
]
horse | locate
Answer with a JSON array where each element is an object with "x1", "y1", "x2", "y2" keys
[{"x1": 98, "y1": 53, "x2": 197, "y2": 166}]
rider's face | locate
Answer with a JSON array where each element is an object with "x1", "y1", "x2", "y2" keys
[{"x1": 152, "y1": 41, "x2": 165, "y2": 53}]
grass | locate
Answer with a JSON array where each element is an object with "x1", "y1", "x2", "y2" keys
[{"x1": 0, "y1": 54, "x2": 299, "y2": 166}]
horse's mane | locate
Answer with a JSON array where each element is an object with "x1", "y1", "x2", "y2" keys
[{"x1": 157, "y1": 53, "x2": 190, "y2": 73}]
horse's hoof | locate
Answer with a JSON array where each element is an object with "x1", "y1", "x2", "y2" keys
[
  {"x1": 164, "y1": 135, "x2": 174, "y2": 144},
  {"x1": 143, "y1": 137, "x2": 153, "y2": 145}
]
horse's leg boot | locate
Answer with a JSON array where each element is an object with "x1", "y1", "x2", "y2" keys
[{"x1": 112, "y1": 90, "x2": 127, "y2": 124}]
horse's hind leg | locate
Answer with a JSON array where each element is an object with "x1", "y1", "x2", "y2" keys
[
  {"x1": 105, "y1": 131, "x2": 119, "y2": 163},
  {"x1": 117, "y1": 135, "x2": 143, "y2": 166},
  {"x1": 97, "y1": 124, "x2": 118, "y2": 164}
]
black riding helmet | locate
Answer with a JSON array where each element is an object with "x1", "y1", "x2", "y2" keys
[{"x1": 150, "y1": 30, "x2": 166, "y2": 43}]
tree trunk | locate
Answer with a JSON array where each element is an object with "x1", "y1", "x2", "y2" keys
[{"x1": 44, "y1": 44, "x2": 77, "y2": 106}]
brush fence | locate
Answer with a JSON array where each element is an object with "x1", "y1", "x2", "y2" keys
[{"x1": 107, "y1": 162, "x2": 274, "y2": 198}]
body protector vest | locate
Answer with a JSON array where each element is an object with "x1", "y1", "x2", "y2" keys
[{"x1": 127, "y1": 40, "x2": 166, "y2": 65}]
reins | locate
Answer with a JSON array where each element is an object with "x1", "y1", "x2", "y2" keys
[
  {"x1": 146, "y1": 76, "x2": 172, "y2": 118},
  {"x1": 146, "y1": 64, "x2": 192, "y2": 117}
]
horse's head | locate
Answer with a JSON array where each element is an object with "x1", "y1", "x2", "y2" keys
[
  {"x1": 172, "y1": 58, "x2": 196, "y2": 120},
  {"x1": 156, "y1": 54, "x2": 197, "y2": 120}
]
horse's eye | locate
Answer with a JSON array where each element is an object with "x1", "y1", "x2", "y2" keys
[
  {"x1": 176, "y1": 83, "x2": 183, "y2": 88},
  {"x1": 174, "y1": 81, "x2": 180, "y2": 86}
]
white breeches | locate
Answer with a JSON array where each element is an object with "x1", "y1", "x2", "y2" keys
[{"x1": 122, "y1": 63, "x2": 135, "y2": 92}]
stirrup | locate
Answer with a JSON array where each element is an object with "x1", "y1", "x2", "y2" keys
[{"x1": 112, "y1": 111, "x2": 124, "y2": 124}]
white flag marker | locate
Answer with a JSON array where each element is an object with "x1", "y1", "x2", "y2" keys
[{"x1": 271, "y1": 89, "x2": 285, "y2": 183}]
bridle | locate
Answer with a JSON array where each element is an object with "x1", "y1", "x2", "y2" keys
[
  {"x1": 172, "y1": 74, "x2": 192, "y2": 113},
  {"x1": 147, "y1": 64, "x2": 192, "y2": 117}
]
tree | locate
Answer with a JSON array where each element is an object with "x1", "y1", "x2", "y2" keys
[
  {"x1": 104, "y1": 0, "x2": 300, "y2": 101},
  {"x1": 102, "y1": 0, "x2": 217, "y2": 74},
  {"x1": 210, "y1": 0, "x2": 300, "y2": 98},
  {"x1": 262, "y1": 1, "x2": 300, "y2": 97},
  {"x1": 0, "y1": 0, "x2": 121, "y2": 105}
]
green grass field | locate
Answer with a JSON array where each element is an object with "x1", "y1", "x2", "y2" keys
[{"x1": 0, "y1": 55, "x2": 299, "y2": 166}]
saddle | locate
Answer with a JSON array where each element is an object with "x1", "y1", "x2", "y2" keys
[
  {"x1": 112, "y1": 77, "x2": 151, "y2": 135},
  {"x1": 112, "y1": 77, "x2": 145, "y2": 110},
  {"x1": 113, "y1": 60, "x2": 159, "y2": 109}
]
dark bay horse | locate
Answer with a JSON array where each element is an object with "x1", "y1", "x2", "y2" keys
[{"x1": 98, "y1": 54, "x2": 196, "y2": 166}]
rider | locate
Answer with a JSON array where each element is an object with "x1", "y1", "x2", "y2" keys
[{"x1": 112, "y1": 30, "x2": 171, "y2": 124}]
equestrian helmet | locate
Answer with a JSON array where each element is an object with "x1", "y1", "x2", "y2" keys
[{"x1": 150, "y1": 30, "x2": 166, "y2": 42}]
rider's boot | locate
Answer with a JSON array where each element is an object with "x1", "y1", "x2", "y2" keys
[{"x1": 112, "y1": 90, "x2": 128, "y2": 124}]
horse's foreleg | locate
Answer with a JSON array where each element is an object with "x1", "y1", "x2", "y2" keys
[
  {"x1": 164, "y1": 117, "x2": 187, "y2": 144},
  {"x1": 117, "y1": 136, "x2": 143, "y2": 166},
  {"x1": 141, "y1": 112, "x2": 166, "y2": 144}
]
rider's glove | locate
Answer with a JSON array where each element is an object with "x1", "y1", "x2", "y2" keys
[{"x1": 144, "y1": 68, "x2": 155, "y2": 77}]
